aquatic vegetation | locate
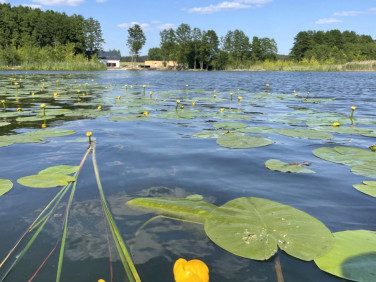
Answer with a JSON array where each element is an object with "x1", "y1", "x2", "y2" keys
[
  {"x1": 0, "y1": 179, "x2": 13, "y2": 197},
  {"x1": 265, "y1": 159, "x2": 315, "y2": 173},
  {"x1": 353, "y1": 181, "x2": 376, "y2": 198}
]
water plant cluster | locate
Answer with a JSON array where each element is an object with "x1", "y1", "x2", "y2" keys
[{"x1": 0, "y1": 72, "x2": 375, "y2": 281}]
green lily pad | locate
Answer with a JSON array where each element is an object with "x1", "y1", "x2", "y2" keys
[
  {"x1": 351, "y1": 164, "x2": 376, "y2": 179},
  {"x1": 126, "y1": 197, "x2": 216, "y2": 224},
  {"x1": 216, "y1": 133, "x2": 274, "y2": 149},
  {"x1": 193, "y1": 131, "x2": 224, "y2": 139},
  {"x1": 265, "y1": 159, "x2": 315, "y2": 173},
  {"x1": 353, "y1": 181, "x2": 376, "y2": 198},
  {"x1": 314, "y1": 230, "x2": 376, "y2": 281},
  {"x1": 0, "y1": 122, "x2": 10, "y2": 127},
  {"x1": 109, "y1": 115, "x2": 150, "y2": 122},
  {"x1": 39, "y1": 165, "x2": 80, "y2": 175},
  {"x1": 17, "y1": 174, "x2": 76, "y2": 188},
  {"x1": 204, "y1": 197, "x2": 334, "y2": 261},
  {"x1": 23, "y1": 129, "x2": 76, "y2": 138},
  {"x1": 276, "y1": 128, "x2": 333, "y2": 140},
  {"x1": 237, "y1": 127, "x2": 276, "y2": 134},
  {"x1": 313, "y1": 146, "x2": 375, "y2": 167},
  {"x1": 156, "y1": 110, "x2": 196, "y2": 120},
  {"x1": 213, "y1": 122, "x2": 247, "y2": 130},
  {"x1": 0, "y1": 179, "x2": 13, "y2": 196}
]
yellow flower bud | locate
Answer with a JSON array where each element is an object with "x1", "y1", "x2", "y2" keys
[
  {"x1": 191, "y1": 101, "x2": 196, "y2": 106},
  {"x1": 98, "y1": 279, "x2": 106, "y2": 282},
  {"x1": 176, "y1": 100, "x2": 180, "y2": 104},
  {"x1": 149, "y1": 91, "x2": 153, "y2": 95},
  {"x1": 143, "y1": 111, "x2": 148, "y2": 116},
  {"x1": 142, "y1": 84, "x2": 146, "y2": 88},
  {"x1": 237, "y1": 96, "x2": 242, "y2": 101},
  {"x1": 180, "y1": 105, "x2": 184, "y2": 109},
  {"x1": 86, "y1": 131, "x2": 92, "y2": 137},
  {"x1": 97, "y1": 105, "x2": 102, "y2": 110},
  {"x1": 117, "y1": 96, "x2": 121, "y2": 100},
  {"x1": 220, "y1": 108, "x2": 224, "y2": 112},
  {"x1": 17, "y1": 107, "x2": 22, "y2": 112},
  {"x1": 265, "y1": 83, "x2": 269, "y2": 87},
  {"x1": 173, "y1": 258, "x2": 209, "y2": 282},
  {"x1": 41, "y1": 123, "x2": 47, "y2": 128},
  {"x1": 40, "y1": 104, "x2": 46, "y2": 108},
  {"x1": 230, "y1": 92, "x2": 233, "y2": 96},
  {"x1": 1, "y1": 100, "x2": 5, "y2": 103},
  {"x1": 351, "y1": 106, "x2": 356, "y2": 110},
  {"x1": 332, "y1": 122, "x2": 340, "y2": 127},
  {"x1": 54, "y1": 92, "x2": 58, "y2": 96}
]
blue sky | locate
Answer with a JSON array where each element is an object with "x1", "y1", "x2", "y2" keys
[{"x1": 4, "y1": 0, "x2": 376, "y2": 56}]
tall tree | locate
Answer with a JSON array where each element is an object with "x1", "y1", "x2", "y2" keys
[
  {"x1": 175, "y1": 23, "x2": 192, "y2": 67},
  {"x1": 191, "y1": 27, "x2": 202, "y2": 69},
  {"x1": 127, "y1": 24, "x2": 146, "y2": 63},
  {"x1": 84, "y1": 17, "x2": 105, "y2": 55},
  {"x1": 200, "y1": 30, "x2": 219, "y2": 70},
  {"x1": 160, "y1": 28, "x2": 178, "y2": 61}
]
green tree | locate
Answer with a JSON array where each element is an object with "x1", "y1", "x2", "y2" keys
[
  {"x1": 191, "y1": 27, "x2": 202, "y2": 69},
  {"x1": 200, "y1": 30, "x2": 219, "y2": 70},
  {"x1": 148, "y1": 47, "x2": 163, "y2": 60},
  {"x1": 175, "y1": 23, "x2": 192, "y2": 67},
  {"x1": 126, "y1": 24, "x2": 146, "y2": 63},
  {"x1": 84, "y1": 17, "x2": 105, "y2": 54},
  {"x1": 160, "y1": 28, "x2": 178, "y2": 61}
]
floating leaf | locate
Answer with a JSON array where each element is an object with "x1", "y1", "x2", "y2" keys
[
  {"x1": 126, "y1": 197, "x2": 216, "y2": 224},
  {"x1": 109, "y1": 115, "x2": 151, "y2": 122},
  {"x1": 276, "y1": 128, "x2": 333, "y2": 140},
  {"x1": 213, "y1": 122, "x2": 247, "y2": 130},
  {"x1": 313, "y1": 146, "x2": 375, "y2": 167},
  {"x1": 193, "y1": 131, "x2": 224, "y2": 139},
  {"x1": 204, "y1": 197, "x2": 334, "y2": 261},
  {"x1": 238, "y1": 127, "x2": 276, "y2": 134},
  {"x1": 17, "y1": 174, "x2": 75, "y2": 188},
  {"x1": 350, "y1": 164, "x2": 376, "y2": 179},
  {"x1": 185, "y1": 194, "x2": 204, "y2": 201},
  {"x1": 265, "y1": 159, "x2": 315, "y2": 173},
  {"x1": 353, "y1": 181, "x2": 376, "y2": 198},
  {"x1": 216, "y1": 133, "x2": 274, "y2": 149},
  {"x1": 314, "y1": 230, "x2": 376, "y2": 281},
  {"x1": 39, "y1": 165, "x2": 80, "y2": 175},
  {"x1": 23, "y1": 129, "x2": 76, "y2": 138},
  {"x1": 0, "y1": 122, "x2": 10, "y2": 127},
  {"x1": 0, "y1": 179, "x2": 13, "y2": 196}
]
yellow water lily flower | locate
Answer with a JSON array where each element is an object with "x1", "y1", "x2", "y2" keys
[
  {"x1": 220, "y1": 108, "x2": 225, "y2": 112},
  {"x1": 265, "y1": 83, "x2": 269, "y2": 87},
  {"x1": 180, "y1": 105, "x2": 184, "y2": 109},
  {"x1": 213, "y1": 94, "x2": 216, "y2": 98},
  {"x1": 191, "y1": 101, "x2": 196, "y2": 106},
  {"x1": 173, "y1": 258, "x2": 209, "y2": 282},
  {"x1": 54, "y1": 92, "x2": 58, "y2": 96},
  {"x1": 142, "y1": 84, "x2": 146, "y2": 88},
  {"x1": 97, "y1": 105, "x2": 102, "y2": 110},
  {"x1": 1, "y1": 100, "x2": 5, "y2": 103},
  {"x1": 143, "y1": 111, "x2": 148, "y2": 116},
  {"x1": 86, "y1": 131, "x2": 92, "y2": 137},
  {"x1": 294, "y1": 93, "x2": 299, "y2": 97},
  {"x1": 332, "y1": 122, "x2": 340, "y2": 127},
  {"x1": 40, "y1": 104, "x2": 46, "y2": 108},
  {"x1": 17, "y1": 107, "x2": 22, "y2": 112},
  {"x1": 369, "y1": 144, "x2": 376, "y2": 152},
  {"x1": 238, "y1": 96, "x2": 242, "y2": 101},
  {"x1": 351, "y1": 106, "x2": 356, "y2": 110},
  {"x1": 149, "y1": 91, "x2": 153, "y2": 95},
  {"x1": 98, "y1": 279, "x2": 106, "y2": 282},
  {"x1": 176, "y1": 100, "x2": 180, "y2": 104},
  {"x1": 230, "y1": 92, "x2": 233, "y2": 96},
  {"x1": 41, "y1": 123, "x2": 47, "y2": 128},
  {"x1": 117, "y1": 96, "x2": 121, "y2": 100}
]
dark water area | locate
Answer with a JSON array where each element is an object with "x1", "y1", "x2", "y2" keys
[{"x1": 0, "y1": 70, "x2": 376, "y2": 281}]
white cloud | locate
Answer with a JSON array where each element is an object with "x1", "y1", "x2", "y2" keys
[
  {"x1": 32, "y1": 0, "x2": 84, "y2": 6},
  {"x1": 315, "y1": 18, "x2": 342, "y2": 25},
  {"x1": 0, "y1": 0, "x2": 6, "y2": 3},
  {"x1": 187, "y1": 0, "x2": 272, "y2": 14},
  {"x1": 22, "y1": 4, "x2": 42, "y2": 8},
  {"x1": 96, "y1": 0, "x2": 106, "y2": 3},
  {"x1": 334, "y1": 7, "x2": 376, "y2": 17},
  {"x1": 118, "y1": 21, "x2": 175, "y2": 32}
]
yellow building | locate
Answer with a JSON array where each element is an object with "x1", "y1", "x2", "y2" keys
[{"x1": 144, "y1": 61, "x2": 177, "y2": 69}]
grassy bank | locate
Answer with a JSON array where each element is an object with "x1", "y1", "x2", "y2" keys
[
  {"x1": 238, "y1": 60, "x2": 376, "y2": 72},
  {"x1": 0, "y1": 61, "x2": 106, "y2": 71}
]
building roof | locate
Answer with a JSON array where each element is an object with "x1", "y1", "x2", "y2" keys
[{"x1": 98, "y1": 51, "x2": 121, "y2": 60}]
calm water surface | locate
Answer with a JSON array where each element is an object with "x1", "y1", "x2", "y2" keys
[{"x1": 1, "y1": 71, "x2": 376, "y2": 281}]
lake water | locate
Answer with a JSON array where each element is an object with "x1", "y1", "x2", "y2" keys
[{"x1": 0, "y1": 70, "x2": 376, "y2": 281}]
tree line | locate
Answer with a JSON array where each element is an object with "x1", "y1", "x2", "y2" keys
[
  {"x1": 146, "y1": 23, "x2": 278, "y2": 70},
  {"x1": 0, "y1": 3, "x2": 104, "y2": 67},
  {"x1": 290, "y1": 30, "x2": 376, "y2": 63}
]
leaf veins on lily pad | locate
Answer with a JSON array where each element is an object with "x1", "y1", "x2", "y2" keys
[
  {"x1": 204, "y1": 197, "x2": 334, "y2": 261},
  {"x1": 17, "y1": 174, "x2": 76, "y2": 188},
  {"x1": 265, "y1": 159, "x2": 315, "y2": 173}
]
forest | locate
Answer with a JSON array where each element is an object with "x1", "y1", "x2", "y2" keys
[
  {"x1": 148, "y1": 23, "x2": 376, "y2": 70},
  {"x1": 0, "y1": 3, "x2": 105, "y2": 70}
]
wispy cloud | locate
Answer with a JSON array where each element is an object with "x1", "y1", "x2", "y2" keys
[
  {"x1": 187, "y1": 0, "x2": 272, "y2": 14},
  {"x1": 334, "y1": 7, "x2": 376, "y2": 17},
  {"x1": 32, "y1": 0, "x2": 84, "y2": 6},
  {"x1": 22, "y1": 4, "x2": 42, "y2": 9},
  {"x1": 316, "y1": 7, "x2": 376, "y2": 25},
  {"x1": 315, "y1": 18, "x2": 341, "y2": 25},
  {"x1": 96, "y1": 0, "x2": 106, "y2": 3},
  {"x1": 117, "y1": 21, "x2": 176, "y2": 31},
  {"x1": 0, "y1": 0, "x2": 6, "y2": 3}
]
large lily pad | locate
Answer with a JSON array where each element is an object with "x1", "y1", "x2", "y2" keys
[
  {"x1": 204, "y1": 197, "x2": 334, "y2": 261},
  {"x1": 265, "y1": 159, "x2": 315, "y2": 173},
  {"x1": 23, "y1": 129, "x2": 76, "y2": 138},
  {"x1": 213, "y1": 122, "x2": 247, "y2": 130},
  {"x1": 126, "y1": 197, "x2": 216, "y2": 224},
  {"x1": 39, "y1": 165, "x2": 80, "y2": 175},
  {"x1": 314, "y1": 230, "x2": 376, "y2": 281},
  {"x1": 0, "y1": 179, "x2": 13, "y2": 196},
  {"x1": 276, "y1": 128, "x2": 333, "y2": 140},
  {"x1": 193, "y1": 131, "x2": 224, "y2": 139},
  {"x1": 353, "y1": 181, "x2": 376, "y2": 198},
  {"x1": 313, "y1": 146, "x2": 375, "y2": 167},
  {"x1": 216, "y1": 133, "x2": 274, "y2": 149},
  {"x1": 17, "y1": 174, "x2": 76, "y2": 188}
]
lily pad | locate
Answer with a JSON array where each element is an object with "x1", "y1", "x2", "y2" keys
[
  {"x1": 238, "y1": 127, "x2": 276, "y2": 134},
  {"x1": 216, "y1": 133, "x2": 274, "y2": 149},
  {"x1": 276, "y1": 128, "x2": 333, "y2": 140},
  {"x1": 314, "y1": 230, "x2": 376, "y2": 281},
  {"x1": 265, "y1": 159, "x2": 315, "y2": 173},
  {"x1": 17, "y1": 174, "x2": 76, "y2": 188},
  {"x1": 39, "y1": 165, "x2": 80, "y2": 175},
  {"x1": 204, "y1": 197, "x2": 334, "y2": 261},
  {"x1": 126, "y1": 197, "x2": 216, "y2": 224},
  {"x1": 353, "y1": 181, "x2": 376, "y2": 198},
  {"x1": 313, "y1": 146, "x2": 375, "y2": 167},
  {"x1": 23, "y1": 129, "x2": 76, "y2": 138},
  {"x1": 213, "y1": 122, "x2": 247, "y2": 130},
  {"x1": 0, "y1": 179, "x2": 13, "y2": 196},
  {"x1": 350, "y1": 164, "x2": 376, "y2": 179},
  {"x1": 109, "y1": 115, "x2": 151, "y2": 122},
  {"x1": 193, "y1": 131, "x2": 224, "y2": 139}
]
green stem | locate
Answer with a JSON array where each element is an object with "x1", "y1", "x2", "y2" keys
[{"x1": 92, "y1": 146, "x2": 141, "y2": 282}]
